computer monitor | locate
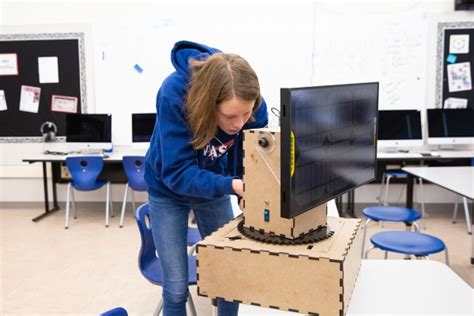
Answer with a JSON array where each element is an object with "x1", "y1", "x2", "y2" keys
[
  {"x1": 132, "y1": 113, "x2": 156, "y2": 142},
  {"x1": 280, "y1": 82, "x2": 379, "y2": 218},
  {"x1": 427, "y1": 109, "x2": 474, "y2": 145},
  {"x1": 378, "y1": 110, "x2": 423, "y2": 150},
  {"x1": 66, "y1": 113, "x2": 112, "y2": 151}
]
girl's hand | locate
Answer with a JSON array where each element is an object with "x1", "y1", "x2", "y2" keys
[{"x1": 232, "y1": 179, "x2": 244, "y2": 197}]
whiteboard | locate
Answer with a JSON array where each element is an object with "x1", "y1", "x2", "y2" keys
[
  {"x1": 91, "y1": 2, "x2": 316, "y2": 141},
  {"x1": 312, "y1": 3, "x2": 430, "y2": 110}
]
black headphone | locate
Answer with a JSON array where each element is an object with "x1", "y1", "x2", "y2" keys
[{"x1": 40, "y1": 121, "x2": 57, "y2": 142}]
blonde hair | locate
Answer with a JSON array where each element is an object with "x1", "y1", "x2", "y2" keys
[{"x1": 186, "y1": 53, "x2": 261, "y2": 149}]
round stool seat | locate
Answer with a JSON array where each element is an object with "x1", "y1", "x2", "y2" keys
[
  {"x1": 362, "y1": 206, "x2": 421, "y2": 222},
  {"x1": 384, "y1": 169, "x2": 407, "y2": 177},
  {"x1": 371, "y1": 231, "x2": 445, "y2": 256}
]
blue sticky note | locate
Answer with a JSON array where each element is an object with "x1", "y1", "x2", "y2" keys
[
  {"x1": 134, "y1": 64, "x2": 143, "y2": 73},
  {"x1": 446, "y1": 54, "x2": 457, "y2": 64}
]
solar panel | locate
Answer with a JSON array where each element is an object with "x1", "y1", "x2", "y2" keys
[{"x1": 280, "y1": 83, "x2": 379, "y2": 218}]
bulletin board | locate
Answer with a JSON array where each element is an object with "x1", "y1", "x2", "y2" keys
[
  {"x1": 0, "y1": 32, "x2": 88, "y2": 142},
  {"x1": 435, "y1": 21, "x2": 474, "y2": 109}
]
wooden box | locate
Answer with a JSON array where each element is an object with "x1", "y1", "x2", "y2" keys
[
  {"x1": 197, "y1": 216, "x2": 363, "y2": 316},
  {"x1": 242, "y1": 128, "x2": 327, "y2": 239}
]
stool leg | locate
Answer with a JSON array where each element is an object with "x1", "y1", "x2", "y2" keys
[
  {"x1": 71, "y1": 188, "x2": 77, "y2": 219},
  {"x1": 109, "y1": 185, "x2": 114, "y2": 218},
  {"x1": 153, "y1": 299, "x2": 163, "y2": 316},
  {"x1": 105, "y1": 182, "x2": 110, "y2": 228},
  {"x1": 65, "y1": 183, "x2": 71, "y2": 229},
  {"x1": 377, "y1": 173, "x2": 387, "y2": 204},
  {"x1": 361, "y1": 218, "x2": 371, "y2": 258},
  {"x1": 119, "y1": 183, "x2": 129, "y2": 228},
  {"x1": 413, "y1": 221, "x2": 420, "y2": 233},
  {"x1": 418, "y1": 178, "x2": 427, "y2": 229},
  {"x1": 462, "y1": 197, "x2": 472, "y2": 235},
  {"x1": 131, "y1": 190, "x2": 137, "y2": 213},
  {"x1": 364, "y1": 245, "x2": 375, "y2": 259},
  {"x1": 187, "y1": 293, "x2": 197, "y2": 316},
  {"x1": 453, "y1": 197, "x2": 459, "y2": 223},
  {"x1": 444, "y1": 247, "x2": 450, "y2": 266},
  {"x1": 383, "y1": 175, "x2": 393, "y2": 206}
]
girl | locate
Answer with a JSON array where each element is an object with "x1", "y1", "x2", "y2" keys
[{"x1": 145, "y1": 41, "x2": 268, "y2": 315}]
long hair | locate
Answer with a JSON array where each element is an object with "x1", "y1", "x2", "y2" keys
[{"x1": 186, "y1": 53, "x2": 261, "y2": 149}]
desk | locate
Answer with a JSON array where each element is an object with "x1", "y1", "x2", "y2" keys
[
  {"x1": 403, "y1": 166, "x2": 474, "y2": 264},
  {"x1": 22, "y1": 150, "x2": 146, "y2": 222},
  {"x1": 237, "y1": 260, "x2": 472, "y2": 315},
  {"x1": 335, "y1": 150, "x2": 474, "y2": 218},
  {"x1": 377, "y1": 149, "x2": 474, "y2": 161}
]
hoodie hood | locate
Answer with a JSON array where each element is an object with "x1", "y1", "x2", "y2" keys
[{"x1": 171, "y1": 40, "x2": 222, "y2": 78}]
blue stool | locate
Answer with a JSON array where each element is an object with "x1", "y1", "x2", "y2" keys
[
  {"x1": 361, "y1": 206, "x2": 421, "y2": 257},
  {"x1": 377, "y1": 169, "x2": 426, "y2": 223},
  {"x1": 364, "y1": 231, "x2": 449, "y2": 265}
]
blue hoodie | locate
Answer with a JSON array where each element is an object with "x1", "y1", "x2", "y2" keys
[{"x1": 144, "y1": 41, "x2": 268, "y2": 203}]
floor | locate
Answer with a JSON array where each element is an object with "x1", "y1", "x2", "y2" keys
[{"x1": 0, "y1": 202, "x2": 472, "y2": 315}]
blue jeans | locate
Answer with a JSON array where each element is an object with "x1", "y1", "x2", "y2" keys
[{"x1": 148, "y1": 193, "x2": 239, "y2": 316}]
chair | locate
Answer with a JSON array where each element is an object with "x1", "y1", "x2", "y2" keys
[
  {"x1": 364, "y1": 231, "x2": 449, "y2": 266},
  {"x1": 135, "y1": 203, "x2": 197, "y2": 316},
  {"x1": 361, "y1": 206, "x2": 421, "y2": 257},
  {"x1": 65, "y1": 156, "x2": 113, "y2": 229},
  {"x1": 377, "y1": 169, "x2": 427, "y2": 226},
  {"x1": 100, "y1": 307, "x2": 128, "y2": 316},
  {"x1": 119, "y1": 156, "x2": 146, "y2": 227}
]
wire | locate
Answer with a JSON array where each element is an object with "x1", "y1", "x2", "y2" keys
[{"x1": 255, "y1": 133, "x2": 280, "y2": 185}]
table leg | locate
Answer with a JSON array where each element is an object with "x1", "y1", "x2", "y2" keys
[
  {"x1": 406, "y1": 174, "x2": 414, "y2": 209},
  {"x1": 32, "y1": 161, "x2": 60, "y2": 222}
]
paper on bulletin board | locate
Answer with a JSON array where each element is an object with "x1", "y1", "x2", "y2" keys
[
  {"x1": 19, "y1": 85, "x2": 41, "y2": 113},
  {"x1": 449, "y1": 34, "x2": 470, "y2": 54},
  {"x1": 447, "y1": 62, "x2": 472, "y2": 92},
  {"x1": 51, "y1": 94, "x2": 77, "y2": 113},
  {"x1": 444, "y1": 97, "x2": 468, "y2": 109},
  {"x1": 0, "y1": 53, "x2": 18, "y2": 76},
  {"x1": 38, "y1": 56, "x2": 59, "y2": 83},
  {"x1": 0, "y1": 90, "x2": 7, "y2": 111}
]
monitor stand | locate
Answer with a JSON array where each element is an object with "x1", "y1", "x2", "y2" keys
[
  {"x1": 437, "y1": 144, "x2": 456, "y2": 151},
  {"x1": 381, "y1": 147, "x2": 409, "y2": 153},
  {"x1": 381, "y1": 147, "x2": 399, "y2": 153}
]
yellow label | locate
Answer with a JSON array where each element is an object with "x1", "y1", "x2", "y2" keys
[{"x1": 290, "y1": 131, "x2": 295, "y2": 177}]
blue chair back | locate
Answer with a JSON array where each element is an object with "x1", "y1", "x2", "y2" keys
[
  {"x1": 135, "y1": 203, "x2": 163, "y2": 285},
  {"x1": 122, "y1": 156, "x2": 146, "y2": 191},
  {"x1": 66, "y1": 156, "x2": 105, "y2": 191},
  {"x1": 100, "y1": 307, "x2": 128, "y2": 316}
]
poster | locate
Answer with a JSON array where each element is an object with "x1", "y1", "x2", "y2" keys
[
  {"x1": 51, "y1": 95, "x2": 78, "y2": 113},
  {"x1": 0, "y1": 53, "x2": 18, "y2": 76},
  {"x1": 19, "y1": 85, "x2": 41, "y2": 113},
  {"x1": 38, "y1": 56, "x2": 59, "y2": 83},
  {"x1": 447, "y1": 62, "x2": 472, "y2": 92}
]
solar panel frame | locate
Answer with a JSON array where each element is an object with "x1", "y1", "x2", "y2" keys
[{"x1": 280, "y1": 83, "x2": 379, "y2": 219}]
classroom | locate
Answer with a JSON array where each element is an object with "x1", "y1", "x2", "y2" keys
[{"x1": 0, "y1": 1, "x2": 473, "y2": 315}]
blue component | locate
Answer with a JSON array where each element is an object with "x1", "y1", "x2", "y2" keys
[
  {"x1": 446, "y1": 54, "x2": 457, "y2": 64},
  {"x1": 264, "y1": 209, "x2": 270, "y2": 222},
  {"x1": 134, "y1": 64, "x2": 144, "y2": 73}
]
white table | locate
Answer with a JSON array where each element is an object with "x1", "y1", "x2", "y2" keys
[
  {"x1": 237, "y1": 260, "x2": 473, "y2": 315},
  {"x1": 22, "y1": 149, "x2": 147, "y2": 221},
  {"x1": 377, "y1": 149, "x2": 474, "y2": 160},
  {"x1": 403, "y1": 166, "x2": 474, "y2": 263}
]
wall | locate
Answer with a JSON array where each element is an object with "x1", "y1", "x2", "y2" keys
[{"x1": 0, "y1": 0, "x2": 473, "y2": 203}]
